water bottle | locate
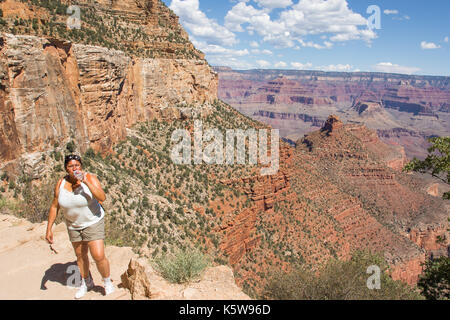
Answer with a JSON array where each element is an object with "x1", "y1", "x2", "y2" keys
[{"x1": 74, "y1": 170, "x2": 84, "y2": 181}]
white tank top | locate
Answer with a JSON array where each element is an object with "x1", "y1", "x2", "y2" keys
[{"x1": 58, "y1": 177, "x2": 105, "y2": 230}]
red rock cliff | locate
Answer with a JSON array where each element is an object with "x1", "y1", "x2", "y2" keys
[{"x1": 0, "y1": 32, "x2": 217, "y2": 173}]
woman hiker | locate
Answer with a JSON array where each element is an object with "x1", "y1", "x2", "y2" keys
[{"x1": 45, "y1": 154, "x2": 114, "y2": 299}]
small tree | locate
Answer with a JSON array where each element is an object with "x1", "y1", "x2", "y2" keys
[
  {"x1": 417, "y1": 257, "x2": 450, "y2": 300},
  {"x1": 66, "y1": 140, "x2": 76, "y2": 153},
  {"x1": 403, "y1": 137, "x2": 449, "y2": 199}
]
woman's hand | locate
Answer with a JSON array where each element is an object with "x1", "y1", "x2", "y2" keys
[
  {"x1": 46, "y1": 229, "x2": 54, "y2": 244},
  {"x1": 83, "y1": 173, "x2": 106, "y2": 203}
]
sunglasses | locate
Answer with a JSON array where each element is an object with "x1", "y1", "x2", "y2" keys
[{"x1": 64, "y1": 154, "x2": 82, "y2": 166}]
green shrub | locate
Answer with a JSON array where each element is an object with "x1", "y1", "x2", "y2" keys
[
  {"x1": 0, "y1": 197, "x2": 20, "y2": 213},
  {"x1": 19, "y1": 176, "x2": 59, "y2": 223},
  {"x1": 66, "y1": 141, "x2": 76, "y2": 153},
  {"x1": 418, "y1": 256, "x2": 450, "y2": 300},
  {"x1": 1, "y1": 172, "x2": 8, "y2": 181},
  {"x1": 84, "y1": 148, "x2": 96, "y2": 159},
  {"x1": 263, "y1": 250, "x2": 423, "y2": 300},
  {"x1": 153, "y1": 248, "x2": 210, "y2": 284}
]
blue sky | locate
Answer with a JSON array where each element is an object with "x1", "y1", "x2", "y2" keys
[{"x1": 161, "y1": 0, "x2": 450, "y2": 76}]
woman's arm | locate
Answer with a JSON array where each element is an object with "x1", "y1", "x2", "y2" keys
[
  {"x1": 82, "y1": 173, "x2": 106, "y2": 203},
  {"x1": 46, "y1": 178, "x2": 62, "y2": 244}
]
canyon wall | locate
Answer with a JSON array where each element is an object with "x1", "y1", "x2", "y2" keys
[{"x1": 0, "y1": 32, "x2": 217, "y2": 173}]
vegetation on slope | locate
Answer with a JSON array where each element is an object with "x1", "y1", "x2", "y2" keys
[
  {"x1": 0, "y1": 0, "x2": 203, "y2": 59},
  {"x1": 263, "y1": 250, "x2": 423, "y2": 300}
]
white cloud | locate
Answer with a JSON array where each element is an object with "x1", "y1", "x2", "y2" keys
[
  {"x1": 274, "y1": 61, "x2": 288, "y2": 68},
  {"x1": 291, "y1": 62, "x2": 353, "y2": 72},
  {"x1": 250, "y1": 41, "x2": 259, "y2": 48},
  {"x1": 384, "y1": 9, "x2": 399, "y2": 15},
  {"x1": 421, "y1": 41, "x2": 441, "y2": 50},
  {"x1": 444, "y1": 37, "x2": 449, "y2": 43},
  {"x1": 170, "y1": 0, "x2": 237, "y2": 46},
  {"x1": 374, "y1": 62, "x2": 420, "y2": 75},
  {"x1": 224, "y1": 0, "x2": 377, "y2": 49},
  {"x1": 225, "y1": 2, "x2": 273, "y2": 32},
  {"x1": 192, "y1": 40, "x2": 249, "y2": 56},
  {"x1": 317, "y1": 64, "x2": 352, "y2": 72},
  {"x1": 209, "y1": 57, "x2": 255, "y2": 70},
  {"x1": 299, "y1": 39, "x2": 334, "y2": 49},
  {"x1": 393, "y1": 15, "x2": 411, "y2": 21},
  {"x1": 254, "y1": 0, "x2": 293, "y2": 10},
  {"x1": 191, "y1": 39, "x2": 252, "y2": 69},
  {"x1": 251, "y1": 48, "x2": 273, "y2": 55},
  {"x1": 291, "y1": 62, "x2": 313, "y2": 69},
  {"x1": 256, "y1": 60, "x2": 271, "y2": 68}
]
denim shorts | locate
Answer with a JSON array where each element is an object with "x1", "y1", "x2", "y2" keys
[{"x1": 67, "y1": 218, "x2": 105, "y2": 243}]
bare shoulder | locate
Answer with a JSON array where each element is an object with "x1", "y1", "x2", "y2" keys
[{"x1": 54, "y1": 176, "x2": 65, "y2": 197}]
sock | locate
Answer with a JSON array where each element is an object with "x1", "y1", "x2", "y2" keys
[
  {"x1": 82, "y1": 275, "x2": 93, "y2": 287},
  {"x1": 103, "y1": 277, "x2": 112, "y2": 285}
]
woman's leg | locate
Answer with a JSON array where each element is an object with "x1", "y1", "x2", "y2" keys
[
  {"x1": 87, "y1": 239, "x2": 110, "y2": 278},
  {"x1": 72, "y1": 241, "x2": 90, "y2": 279}
]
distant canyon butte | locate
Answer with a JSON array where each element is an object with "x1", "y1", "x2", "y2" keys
[{"x1": 215, "y1": 67, "x2": 450, "y2": 160}]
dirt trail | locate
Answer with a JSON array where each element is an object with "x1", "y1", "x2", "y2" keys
[{"x1": 0, "y1": 214, "x2": 250, "y2": 300}]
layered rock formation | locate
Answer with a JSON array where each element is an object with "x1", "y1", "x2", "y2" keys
[
  {"x1": 217, "y1": 69, "x2": 450, "y2": 112},
  {"x1": 215, "y1": 68, "x2": 450, "y2": 160},
  {"x1": 253, "y1": 110, "x2": 324, "y2": 128},
  {"x1": 293, "y1": 117, "x2": 448, "y2": 285},
  {"x1": 0, "y1": 32, "x2": 217, "y2": 173}
]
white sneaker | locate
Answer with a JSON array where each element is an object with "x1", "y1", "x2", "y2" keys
[
  {"x1": 104, "y1": 281, "x2": 115, "y2": 296},
  {"x1": 75, "y1": 278, "x2": 94, "y2": 299}
]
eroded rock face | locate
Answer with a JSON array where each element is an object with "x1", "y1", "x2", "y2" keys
[
  {"x1": 289, "y1": 118, "x2": 449, "y2": 287},
  {"x1": 0, "y1": 33, "x2": 218, "y2": 168},
  {"x1": 321, "y1": 115, "x2": 343, "y2": 135},
  {"x1": 409, "y1": 224, "x2": 449, "y2": 257},
  {"x1": 0, "y1": 34, "x2": 88, "y2": 162}
]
